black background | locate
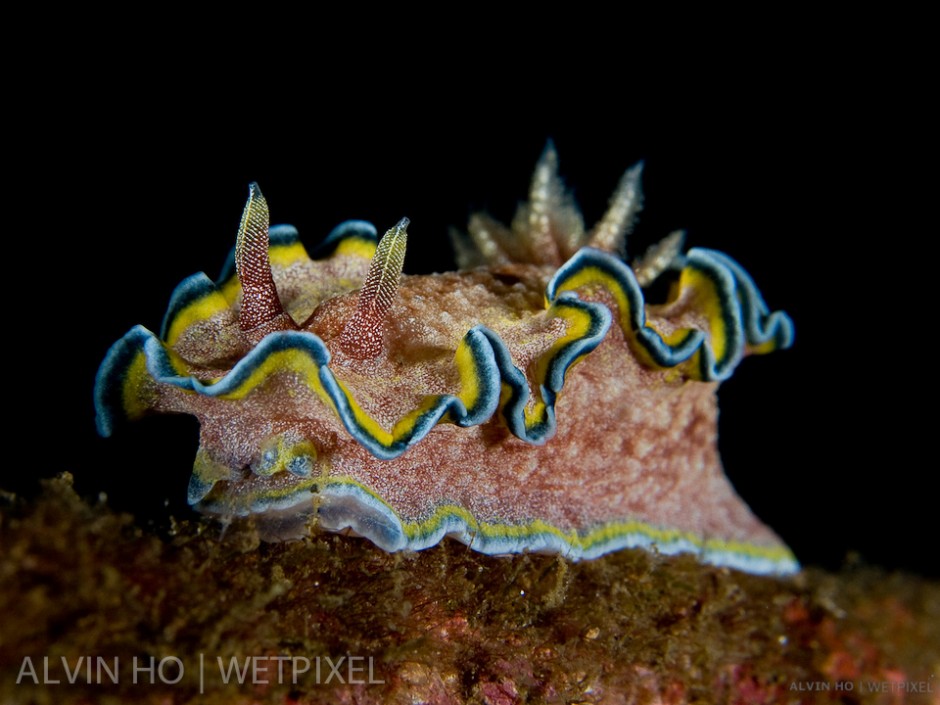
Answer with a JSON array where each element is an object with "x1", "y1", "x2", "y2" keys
[{"x1": 12, "y1": 54, "x2": 929, "y2": 578}]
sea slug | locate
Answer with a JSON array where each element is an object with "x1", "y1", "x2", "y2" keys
[{"x1": 95, "y1": 145, "x2": 798, "y2": 575}]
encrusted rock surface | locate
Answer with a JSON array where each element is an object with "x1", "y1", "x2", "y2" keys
[{"x1": 1, "y1": 475, "x2": 937, "y2": 704}]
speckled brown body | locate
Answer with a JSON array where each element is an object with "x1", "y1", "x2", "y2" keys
[{"x1": 154, "y1": 263, "x2": 780, "y2": 549}]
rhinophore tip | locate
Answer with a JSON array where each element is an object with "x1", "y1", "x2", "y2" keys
[
  {"x1": 235, "y1": 183, "x2": 297, "y2": 344},
  {"x1": 338, "y1": 218, "x2": 409, "y2": 360}
]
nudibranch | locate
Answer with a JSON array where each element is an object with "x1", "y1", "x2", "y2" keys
[{"x1": 95, "y1": 146, "x2": 798, "y2": 575}]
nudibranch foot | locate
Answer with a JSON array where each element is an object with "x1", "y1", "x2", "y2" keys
[{"x1": 95, "y1": 147, "x2": 799, "y2": 576}]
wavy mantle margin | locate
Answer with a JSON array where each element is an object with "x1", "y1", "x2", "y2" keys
[
  {"x1": 94, "y1": 227, "x2": 797, "y2": 575},
  {"x1": 96, "y1": 233, "x2": 793, "y2": 448},
  {"x1": 195, "y1": 478, "x2": 800, "y2": 576}
]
